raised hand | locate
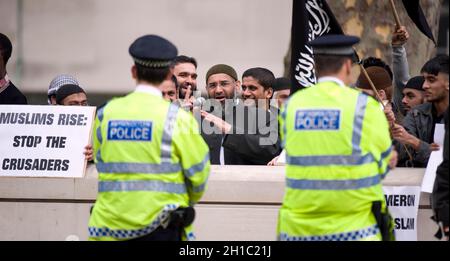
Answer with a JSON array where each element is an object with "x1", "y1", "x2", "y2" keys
[
  {"x1": 180, "y1": 85, "x2": 195, "y2": 111},
  {"x1": 392, "y1": 25, "x2": 410, "y2": 46},
  {"x1": 84, "y1": 144, "x2": 93, "y2": 161}
]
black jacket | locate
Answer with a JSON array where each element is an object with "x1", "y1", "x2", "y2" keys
[
  {"x1": 432, "y1": 107, "x2": 449, "y2": 233},
  {"x1": 0, "y1": 81, "x2": 27, "y2": 104},
  {"x1": 200, "y1": 101, "x2": 281, "y2": 165},
  {"x1": 397, "y1": 103, "x2": 445, "y2": 167}
]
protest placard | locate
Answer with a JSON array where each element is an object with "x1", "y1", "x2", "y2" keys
[
  {"x1": 0, "y1": 105, "x2": 96, "y2": 178},
  {"x1": 383, "y1": 186, "x2": 421, "y2": 241},
  {"x1": 422, "y1": 124, "x2": 445, "y2": 192}
]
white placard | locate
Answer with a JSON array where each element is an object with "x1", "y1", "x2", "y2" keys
[
  {"x1": 0, "y1": 105, "x2": 96, "y2": 178},
  {"x1": 422, "y1": 124, "x2": 445, "y2": 192},
  {"x1": 383, "y1": 186, "x2": 421, "y2": 241}
]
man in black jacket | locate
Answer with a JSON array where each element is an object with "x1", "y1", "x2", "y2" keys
[
  {"x1": 0, "y1": 33, "x2": 27, "y2": 104},
  {"x1": 199, "y1": 64, "x2": 280, "y2": 165},
  {"x1": 433, "y1": 107, "x2": 449, "y2": 240}
]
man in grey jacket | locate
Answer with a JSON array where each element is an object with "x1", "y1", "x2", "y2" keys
[{"x1": 392, "y1": 55, "x2": 449, "y2": 167}]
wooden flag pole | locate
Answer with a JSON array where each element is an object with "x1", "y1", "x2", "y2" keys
[
  {"x1": 389, "y1": 0, "x2": 402, "y2": 28},
  {"x1": 353, "y1": 11, "x2": 414, "y2": 164}
]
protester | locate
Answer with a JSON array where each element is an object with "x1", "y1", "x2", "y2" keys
[
  {"x1": 359, "y1": 27, "x2": 410, "y2": 121},
  {"x1": 356, "y1": 66, "x2": 397, "y2": 127},
  {"x1": 159, "y1": 75, "x2": 178, "y2": 103},
  {"x1": 55, "y1": 84, "x2": 88, "y2": 106},
  {"x1": 200, "y1": 64, "x2": 281, "y2": 165},
  {"x1": 0, "y1": 33, "x2": 27, "y2": 104},
  {"x1": 55, "y1": 83, "x2": 92, "y2": 161},
  {"x1": 391, "y1": 26, "x2": 411, "y2": 117},
  {"x1": 171, "y1": 55, "x2": 198, "y2": 110},
  {"x1": 48, "y1": 74, "x2": 80, "y2": 105},
  {"x1": 272, "y1": 77, "x2": 291, "y2": 108},
  {"x1": 401, "y1": 76, "x2": 426, "y2": 113},
  {"x1": 392, "y1": 55, "x2": 449, "y2": 168},
  {"x1": 394, "y1": 76, "x2": 426, "y2": 167},
  {"x1": 362, "y1": 57, "x2": 395, "y2": 106},
  {"x1": 357, "y1": 66, "x2": 392, "y2": 102},
  {"x1": 241, "y1": 67, "x2": 275, "y2": 111}
]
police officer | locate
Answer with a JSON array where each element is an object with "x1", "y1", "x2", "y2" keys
[
  {"x1": 88, "y1": 35, "x2": 210, "y2": 241},
  {"x1": 277, "y1": 35, "x2": 395, "y2": 241}
]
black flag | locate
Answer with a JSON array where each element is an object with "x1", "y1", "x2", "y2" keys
[
  {"x1": 290, "y1": 0, "x2": 343, "y2": 94},
  {"x1": 401, "y1": 0, "x2": 436, "y2": 44}
]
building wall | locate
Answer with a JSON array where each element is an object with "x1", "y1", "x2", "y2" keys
[
  {"x1": 0, "y1": 166, "x2": 438, "y2": 241},
  {"x1": 0, "y1": 0, "x2": 292, "y2": 98}
]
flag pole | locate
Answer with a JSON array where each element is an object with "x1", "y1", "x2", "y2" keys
[{"x1": 389, "y1": 0, "x2": 402, "y2": 28}]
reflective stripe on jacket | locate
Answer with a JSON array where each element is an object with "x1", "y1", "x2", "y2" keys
[{"x1": 88, "y1": 89, "x2": 210, "y2": 241}]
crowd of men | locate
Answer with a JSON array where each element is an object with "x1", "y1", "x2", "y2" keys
[
  {"x1": 1, "y1": 28, "x2": 447, "y2": 169},
  {"x1": 0, "y1": 25, "x2": 448, "y2": 241}
]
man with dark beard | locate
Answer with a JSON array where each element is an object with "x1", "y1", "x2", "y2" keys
[
  {"x1": 171, "y1": 55, "x2": 198, "y2": 110},
  {"x1": 199, "y1": 64, "x2": 280, "y2": 165}
]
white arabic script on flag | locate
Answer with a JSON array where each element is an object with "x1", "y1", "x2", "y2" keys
[{"x1": 294, "y1": 0, "x2": 332, "y2": 88}]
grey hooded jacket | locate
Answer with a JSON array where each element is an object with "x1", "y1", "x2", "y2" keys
[{"x1": 397, "y1": 103, "x2": 445, "y2": 167}]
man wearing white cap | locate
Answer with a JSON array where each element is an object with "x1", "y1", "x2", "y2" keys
[{"x1": 47, "y1": 74, "x2": 79, "y2": 105}]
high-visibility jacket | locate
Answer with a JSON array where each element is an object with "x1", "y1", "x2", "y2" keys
[
  {"x1": 88, "y1": 85, "x2": 210, "y2": 241},
  {"x1": 277, "y1": 79, "x2": 393, "y2": 241}
]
